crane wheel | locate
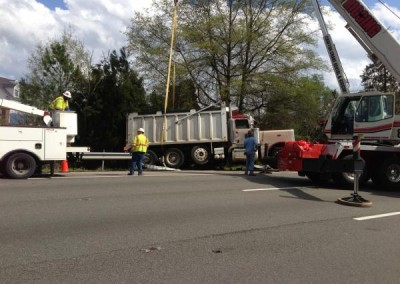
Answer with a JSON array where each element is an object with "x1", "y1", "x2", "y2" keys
[{"x1": 372, "y1": 157, "x2": 400, "y2": 190}]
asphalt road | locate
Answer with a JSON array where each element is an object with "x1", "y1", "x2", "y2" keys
[{"x1": 0, "y1": 170, "x2": 399, "y2": 283}]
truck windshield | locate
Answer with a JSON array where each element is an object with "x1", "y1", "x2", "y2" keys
[
  {"x1": 235, "y1": 119, "x2": 250, "y2": 129},
  {"x1": 355, "y1": 95, "x2": 394, "y2": 122}
]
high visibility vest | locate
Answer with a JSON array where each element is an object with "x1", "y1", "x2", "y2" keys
[
  {"x1": 132, "y1": 134, "x2": 149, "y2": 153},
  {"x1": 49, "y1": 96, "x2": 69, "y2": 111}
]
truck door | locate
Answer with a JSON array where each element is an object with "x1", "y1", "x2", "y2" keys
[
  {"x1": 326, "y1": 95, "x2": 360, "y2": 139},
  {"x1": 353, "y1": 93, "x2": 395, "y2": 140}
]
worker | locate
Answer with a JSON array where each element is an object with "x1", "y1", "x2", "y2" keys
[
  {"x1": 244, "y1": 129, "x2": 258, "y2": 176},
  {"x1": 128, "y1": 127, "x2": 150, "y2": 176},
  {"x1": 49, "y1": 91, "x2": 71, "y2": 111}
]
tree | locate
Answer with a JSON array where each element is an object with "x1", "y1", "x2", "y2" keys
[
  {"x1": 360, "y1": 63, "x2": 399, "y2": 92},
  {"x1": 19, "y1": 30, "x2": 147, "y2": 156},
  {"x1": 126, "y1": 0, "x2": 326, "y2": 113},
  {"x1": 167, "y1": 79, "x2": 199, "y2": 111},
  {"x1": 20, "y1": 29, "x2": 92, "y2": 110},
  {"x1": 145, "y1": 78, "x2": 199, "y2": 113},
  {"x1": 255, "y1": 74, "x2": 333, "y2": 141},
  {"x1": 77, "y1": 48, "x2": 147, "y2": 152}
]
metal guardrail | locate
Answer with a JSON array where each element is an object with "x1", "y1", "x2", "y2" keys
[
  {"x1": 79, "y1": 151, "x2": 178, "y2": 172},
  {"x1": 81, "y1": 152, "x2": 131, "y2": 160},
  {"x1": 80, "y1": 152, "x2": 131, "y2": 172}
]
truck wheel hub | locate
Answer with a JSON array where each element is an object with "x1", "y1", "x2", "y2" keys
[{"x1": 193, "y1": 148, "x2": 208, "y2": 161}]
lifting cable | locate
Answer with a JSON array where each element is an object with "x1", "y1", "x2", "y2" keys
[{"x1": 160, "y1": 0, "x2": 179, "y2": 156}]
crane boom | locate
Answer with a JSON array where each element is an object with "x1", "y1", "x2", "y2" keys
[
  {"x1": 312, "y1": 0, "x2": 350, "y2": 93},
  {"x1": 327, "y1": 0, "x2": 400, "y2": 83}
]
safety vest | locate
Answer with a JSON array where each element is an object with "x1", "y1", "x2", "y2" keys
[
  {"x1": 49, "y1": 96, "x2": 69, "y2": 111},
  {"x1": 132, "y1": 134, "x2": 149, "y2": 153}
]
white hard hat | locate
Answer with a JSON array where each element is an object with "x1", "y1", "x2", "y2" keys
[
  {"x1": 138, "y1": 127, "x2": 144, "y2": 133},
  {"x1": 63, "y1": 91, "x2": 72, "y2": 98}
]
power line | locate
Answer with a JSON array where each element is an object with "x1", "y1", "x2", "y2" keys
[{"x1": 376, "y1": 0, "x2": 400, "y2": 21}]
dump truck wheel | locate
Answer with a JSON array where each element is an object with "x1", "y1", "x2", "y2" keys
[
  {"x1": 164, "y1": 148, "x2": 184, "y2": 168},
  {"x1": 5, "y1": 153, "x2": 36, "y2": 179},
  {"x1": 191, "y1": 146, "x2": 209, "y2": 165},
  {"x1": 144, "y1": 150, "x2": 158, "y2": 166}
]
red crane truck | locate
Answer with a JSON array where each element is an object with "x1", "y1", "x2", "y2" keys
[{"x1": 275, "y1": 0, "x2": 400, "y2": 189}]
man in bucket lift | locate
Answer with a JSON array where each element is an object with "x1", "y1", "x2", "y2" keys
[{"x1": 49, "y1": 91, "x2": 71, "y2": 111}]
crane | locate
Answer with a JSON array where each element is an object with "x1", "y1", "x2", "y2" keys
[
  {"x1": 311, "y1": 0, "x2": 350, "y2": 93},
  {"x1": 275, "y1": 0, "x2": 400, "y2": 190}
]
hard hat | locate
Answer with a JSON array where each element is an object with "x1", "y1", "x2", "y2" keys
[
  {"x1": 138, "y1": 127, "x2": 145, "y2": 133},
  {"x1": 63, "y1": 91, "x2": 72, "y2": 99}
]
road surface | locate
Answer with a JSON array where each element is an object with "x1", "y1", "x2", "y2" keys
[{"x1": 0, "y1": 170, "x2": 399, "y2": 283}]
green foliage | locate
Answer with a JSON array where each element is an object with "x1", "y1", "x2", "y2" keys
[
  {"x1": 167, "y1": 79, "x2": 199, "y2": 111},
  {"x1": 361, "y1": 63, "x2": 399, "y2": 93},
  {"x1": 254, "y1": 74, "x2": 333, "y2": 142},
  {"x1": 20, "y1": 29, "x2": 90, "y2": 110},
  {"x1": 147, "y1": 90, "x2": 165, "y2": 113},
  {"x1": 19, "y1": 31, "x2": 147, "y2": 154},
  {"x1": 76, "y1": 48, "x2": 147, "y2": 152},
  {"x1": 126, "y1": 0, "x2": 327, "y2": 113}
]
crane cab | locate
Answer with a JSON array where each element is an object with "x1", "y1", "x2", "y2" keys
[{"x1": 324, "y1": 91, "x2": 399, "y2": 142}]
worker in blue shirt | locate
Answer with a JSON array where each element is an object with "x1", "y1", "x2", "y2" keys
[{"x1": 244, "y1": 129, "x2": 258, "y2": 176}]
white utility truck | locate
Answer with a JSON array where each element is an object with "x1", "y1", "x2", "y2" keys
[
  {"x1": 276, "y1": 0, "x2": 400, "y2": 189},
  {"x1": 126, "y1": 102, "x2": 294, "y2": 168},
  {"x1": 0, "y1": 98, "x2": 88, "y2": 179}
]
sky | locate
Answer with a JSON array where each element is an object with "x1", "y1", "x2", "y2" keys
[{"x1": 1, "y1": 0, "x2": 400, "y2": 92}]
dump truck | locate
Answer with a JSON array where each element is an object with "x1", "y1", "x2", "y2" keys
[{"x1": 126, "y1": 102, "x2": 294, "y2": 168}]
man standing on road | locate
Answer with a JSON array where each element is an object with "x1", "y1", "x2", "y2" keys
[
  {"x1": 244, "y1": 129, "x2": 258, "y2": 176},
  {"x1": 128, "y1": 128, "x2": 149, "y2": 176}
]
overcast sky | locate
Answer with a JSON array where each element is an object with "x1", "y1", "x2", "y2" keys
[{"x1": 1, "y1": 0, "x2": 400, "y2": 92}]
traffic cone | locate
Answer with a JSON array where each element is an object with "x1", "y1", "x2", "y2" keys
[{"x1": 61, "y1": 160, "x2": 69, "y2": 173}]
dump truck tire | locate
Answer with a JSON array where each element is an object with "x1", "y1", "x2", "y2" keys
[{"x1": 164, "y1": 148, "x2": 184, "y2": 168}]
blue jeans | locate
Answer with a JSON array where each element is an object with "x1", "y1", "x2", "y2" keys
[
  {"x1": 130, "y1": 152, "x2": 145, "y2": 174},
  {"x1": 245, "y1": 152, "x2": 255, "y2": 173}
]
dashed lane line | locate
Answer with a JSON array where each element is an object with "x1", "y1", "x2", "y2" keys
[{"x1": 354, "y1": 212, "x2": 400, "y2": 221}]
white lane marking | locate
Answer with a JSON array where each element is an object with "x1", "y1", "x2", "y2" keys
[
  {"x1": 354, "y1": 212, "x2": 400, "y2": 221},
  {"x1": 243, "y1": 186, "x2": 312, "y2": 192}
]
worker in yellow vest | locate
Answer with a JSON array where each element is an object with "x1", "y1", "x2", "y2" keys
[
  {"x1": 49, "y1": 91, "x2": 71, "y2": 111},
  {"x1": 128, "y1": 127, "x2": 149, "y2": 176}
]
